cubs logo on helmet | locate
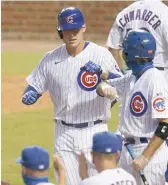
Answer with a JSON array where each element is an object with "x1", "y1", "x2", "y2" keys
[
  {"x1": 77, "y1": 70, "x2": 101, "y2": 91},
  {"x1": 153, "y1": 97, "x2": 165, "y2": 112},
  {"x1": 130, "y1": 92, "x2": 147, "y2": 116},
  {"x1": 66, "y1": 15, "x2": 74, "y2": 24}
]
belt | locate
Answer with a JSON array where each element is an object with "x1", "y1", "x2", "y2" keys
[
  {"x1": 125, "y1": 137, "x2": 149, "y2": 144},
  {"x1": 59, "y1": 120, "x2": 103, "y2": 128},
  {"x1": 155, "y1": 67, "x2": 164, "y2": 71}
]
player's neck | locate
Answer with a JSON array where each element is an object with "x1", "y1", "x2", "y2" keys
[
  {"x1": 66, "y1": 40, "x2": 85, "y2": 57},
  {"x1": 97, "y1": 160, "x2": 118, "y2": 173}
]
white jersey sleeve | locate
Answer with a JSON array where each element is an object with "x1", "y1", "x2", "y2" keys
[
  {"x1": 26, "y1": 52, "x2": 49, "y2": 94},
  {"x1": 107, "y1": 71, "x2": 132, "y2": 97},
  {"x1": 106, "y1": 20, "x2": 123, "y2": 49},
  {"x1": 150, "y1": 71, "x2": 168, "y2": 119}
]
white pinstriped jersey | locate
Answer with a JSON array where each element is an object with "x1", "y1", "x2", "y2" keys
[
  {"x1": 26, "y1": 42, "x2": 121, "y2": 124},
  {"x1": 80, "y1": 168, "x2": 137, "y2": 185},
  {"x1": 106, "y1": 0, "x2": 168, "y2": 68},
  {"x1": 108, "y1": 68, "x2": 168, "y2": 138}
]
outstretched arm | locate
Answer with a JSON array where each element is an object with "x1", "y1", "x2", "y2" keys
[
  {"x1": 53, "y1": 154, "x2": 66, "y2": 185},
  {"x1": 80, "y1": 61, "x2": 122, "y2": 81},
  {"x1": 22, "y1": 85, "x2": 42, "y2": 105},
  {"x1": 79, "y1": 152, "x2": 89, "y2": 180},
  {"x1": 132, "y1": 118, "x2": 168, "y2": 171}
]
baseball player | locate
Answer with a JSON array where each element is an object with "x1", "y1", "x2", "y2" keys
[
  {"x1": 106, "y1": 0, "x2": 168, "y2": 80},
  {"x1": 83, "y1": 30, "x2": 168, "y2": 185},
  {"x1": 51, "y1": 132, "x2": 137, "y2": 185},
  {"x1": 79, "y1": 131, "x2": 137, "y2": 185},
  {"x1": 21, "y1": 7, "x2": 122, "y2": 185},
  {"x1": 16, "y1": 145, "x2": 55, "y2": 185}
]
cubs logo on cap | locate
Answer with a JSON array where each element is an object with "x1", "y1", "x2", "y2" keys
[
  {"x1": 92, "y1": 131, "x2": 123, "y2": 154},
  {"x1": 66, "y1": 15, "x2": 74, "y2": 24},
  {"x1": 16, "y1": 145, "x2": 49, "y2": 171},
  {"x1": 153, "y1": 97, "x2": 165, "y2": 112},
  {"x1": 77, "y1": 70, "x2": 101, "y2": 91},
  {"x1": 130, "y1": 92, "x2": 147, "y2": 116}
]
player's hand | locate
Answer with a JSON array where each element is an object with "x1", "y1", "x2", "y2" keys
[
  {"x1": 79, "y1": 152, "x2": 89, "y2": 180},
  {"x1": 22, "y1": 90, "x2": 40, "y2": 105},
  {"x1": 53, "y1": 154, "x2": 65, "y2": 174},
  {"x1": 80, "y1": 61, "x2": 102, "y2": 75},
  {"x1": 132, "y1": 154, "x2": 149, "y2": 171},
  {"x1": 97, "y1": 82, "x2": 118, "y2": 101},
  {"x1": 53, "y1": 154, "x2": 66, "y2": 185},
  {"x1": 1, "y1": 181, "x2": 10, "y2": 185}
]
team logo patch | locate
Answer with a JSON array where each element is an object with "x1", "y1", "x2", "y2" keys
[
  {"x1": 130, "y1": 92, "x2": 147, "y2": 117},
  {"x1": 153, "y1": 97, "x2": 165, "y2": 112},
  {"x1": 77, "y1": 70, "x2": 101, "y2": 91},
  {"x1": 66, "y1": 16, "x2": 73, "y2": 24}
]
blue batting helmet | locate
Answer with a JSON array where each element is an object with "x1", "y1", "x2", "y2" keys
[
  {"x1": 122, "y1": 30, "x2": 156, "y2": 62},
  {"x1": 57, "y1": 7, "x2": 85, "y2": 31}
]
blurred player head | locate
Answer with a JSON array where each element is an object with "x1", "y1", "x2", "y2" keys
[
  {"x1": 122, "y1": 30, "x2": 156, "y2": 75},
  {"x1": 16, "y1": 146, "x2": 50, "y2": 185},
  {"x1": 91, "y1": 131, "x2": 123, "y2": 172},
  {"x1": 57, "y1": 7, "x2": 86, "y2": 49}
]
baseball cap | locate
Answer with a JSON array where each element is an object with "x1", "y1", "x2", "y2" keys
[
  {"x1": 16, "y1": 146, "x2": 49, "y2": 171},
  {"x1": 92, "y1": 131, "x2": 123, "y2": 154}
]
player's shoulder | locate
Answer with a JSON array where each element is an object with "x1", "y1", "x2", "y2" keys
[
  {"x1": 145, "y1": 67, "x2": 166, "y2": 85},
  {"x1": 116, "y1": 1, "x2": 138, "y2": 18},
  {"x1": 114, "y1": 168, "x2": 136, "y2": 183},
  {"x1": 88, "y1": 42, "x2": 109, "y2": 52},
  {"x1": 146, "y1": 67, "x2": 164, "y2": 78},
  {"x1": 116, "y1": 0, "x2": 166, "y2": 20},
  {"x1": 88, "y1": 42, "x2": 113, "y2": 58},
  {"x1": 46, "y1": 44, "x2": 66, "y2": 58},
  {"x1": 41, "y1": 44, "x2": 67, "y2": 64},
  {"x1": 80, "y1": 168, "x2": 136, "y2": 185},
  {"x1": 80, "y1": 174, "x2": 99, "y2": 185},
  {"x1": 117, "y1": 168, "x2": 134, "y2": 178}
]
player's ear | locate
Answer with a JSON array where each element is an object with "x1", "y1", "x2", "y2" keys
[
  {"x1": 116, "y1": 151, "x2": 121, "y2": 161},
  {"x1": 81, "y1": 24, "x2": 86, "y2": 33},
  {"x1": 91, "y1": 151, "x2": 95, "y2": 164}
]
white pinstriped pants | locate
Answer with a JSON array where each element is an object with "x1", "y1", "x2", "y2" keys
[
  {"x1": 119, "y1": 141, "x2": 168, "y2": 185},
  {"x1": 54, "y1": 120, "x2": 108, "y2": 185}
]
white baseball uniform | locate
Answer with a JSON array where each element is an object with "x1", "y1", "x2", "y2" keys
[
  {"x1": 26, "y1": 41, "x2": 122, "y2": 185},
  {"x1": 107, "y1": 67, "x2": 168, "y2": 185},
  {"x1": 80, "y1": 168, "x2": 137, "y2": 185},
  {"x1": 106, "y1": 0, "x2": 168, "y2": 81}
]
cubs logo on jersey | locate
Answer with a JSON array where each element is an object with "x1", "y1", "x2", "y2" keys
[
  {"x1": 130, "y1": 92, "x2": 147, "y2": 117},
  {"x1": 77, "y1": 70, "x2": 101, "y2": 91},
  {"x1": 153, "y1": 97, "x2": 165, "y2": 112}
]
